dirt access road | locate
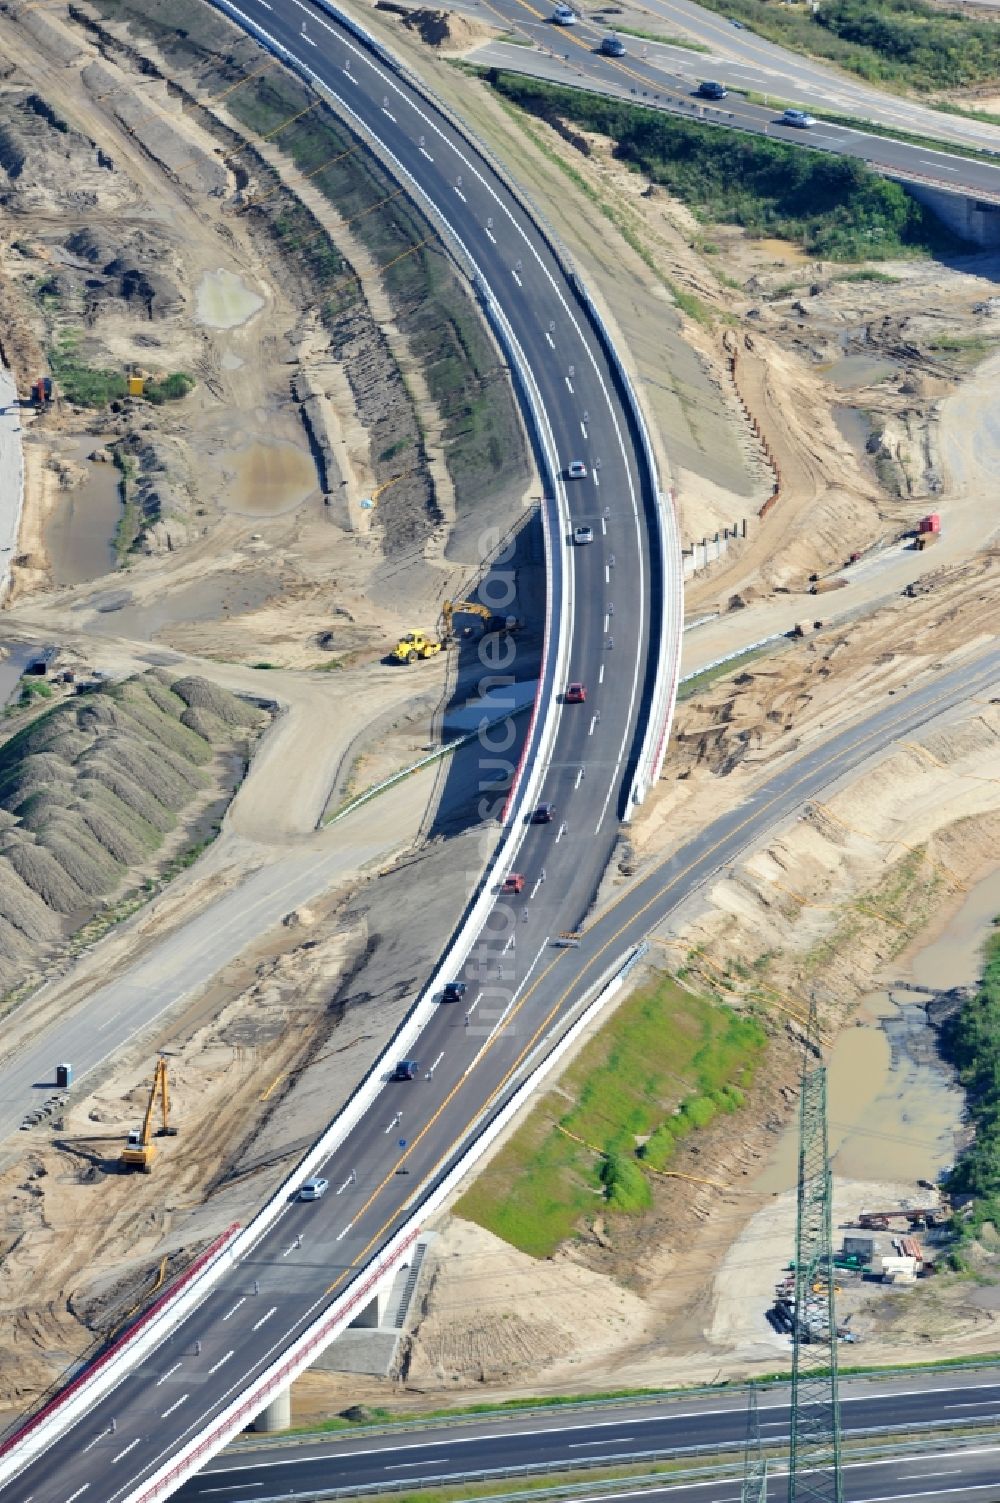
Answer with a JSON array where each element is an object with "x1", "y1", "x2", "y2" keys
[{"x1": 681, "y1": 344, "x2": 1000, "y2": 674}]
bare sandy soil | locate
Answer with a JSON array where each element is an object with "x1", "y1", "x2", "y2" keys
[{"x1": 2, "y1": 0, "x2": 1000, "y2": 1433}]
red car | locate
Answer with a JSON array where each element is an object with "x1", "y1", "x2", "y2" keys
[
  {"x1": 565, "y1": 682, "x2": 587, "y2": 703},
  {"x1": 501, "y1": 873, "x2": 525, "y2": 894}
]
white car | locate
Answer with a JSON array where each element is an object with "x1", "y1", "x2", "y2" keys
[
  {"x1": 574, "y1": 525, "x2": 594, "y2": 545},
  {"x1": 566, "y1": 460, "x2": 588, "y2": 479},
  {"x1": 551, "y1": 4, "x2": 577, "y2": 22},
  {"x1": 781, "y1": 108, "x2": 816, "y2": 128}
]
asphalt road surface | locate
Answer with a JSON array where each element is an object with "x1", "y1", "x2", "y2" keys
[
  {"x1": 184, "y1": 1373, "x2": 1000, "y2": 1497},
  {"x1": 0, "y1": 0, "x2": 664, "y2": 1141},
  {"x1": 7, "y1": 628, "x2": 999, "y2": 1503},
  {"x1": 5, "y1": 2, "x2": 999, "y2": 1499},
  {"x1": 467, "y1": 8, "x2": 1000, "y2": 201},
  {"x1": 0, "y1": 0, "x2": 665, "y2": 1496},
  {"x1": 599, "y1": 0, "x2": 1000, "y2": 154}
]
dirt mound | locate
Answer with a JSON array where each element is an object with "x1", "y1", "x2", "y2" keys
[
  {"x1": 0, "y1": 672, "x2": 268, "y2": 992},
  {"x1": 400, "y1": 8, "x2": 497, "y2": 50}
]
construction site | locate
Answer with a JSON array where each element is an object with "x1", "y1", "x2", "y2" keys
[{"x1": 1, "y1": 0, "x2": 1000, "y2": 1479}]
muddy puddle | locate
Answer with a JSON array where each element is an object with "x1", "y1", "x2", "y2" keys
[
  {"x1": 819, "y1": 353, "x2": 899, "y2": 389},
  {"x1": 85, "y1": 571, "x2": 281, "y2": 641},
  {"x1": 753, "y1": 865, "x2": 1000, "y2": 1195},
  {"x1": 44, "y1": 439, "x2": 121, "y2": 585},
  {"x1": 214, "y1": 438, "x2": 319, "y2": 517},
  {"x1": 751, "y1": 237, "x2": 811, "y2": 264},
  {"x1": 195, "y1": 268, "x2": 264, "y2": 329}
]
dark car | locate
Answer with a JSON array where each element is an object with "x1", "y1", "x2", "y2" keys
[
  {"x1": 697, "y1": 80, "x2": 727, "y2": 99},
  {"x1": 392, "y1": 1060, "x2": 420, "y2": 1081},
  {"x1": 531, "y1": 802, "x2": 556, "y2": 824},
  {"x1": 441, "y1": 981, "x2": 467, "y2": 1002},
  {"x1": 600, "y1": 34, "x2": 626, "y2": 55}
]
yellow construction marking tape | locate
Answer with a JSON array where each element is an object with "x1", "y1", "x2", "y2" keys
[
  {"x1": 210, "y1": 60, "x2": 275, "y2": 105},
  {"x1": 260, "y1": 1072, "x2": 286, "y2": 1103},
  {"x1": 224, "y1": 99, "x2": 320, "y2": 161},
  {"x1": 246, "y1": 144, "x2": 359, "y2": 208},
  {"x1": 813, "y1": 798, "x2": 966, "y2": 894}
]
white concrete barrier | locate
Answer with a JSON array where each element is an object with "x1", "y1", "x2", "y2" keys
[
  {"x1": 0, "y1": 4, "x2": 576, "y2": 1484},
  {"x1": 123, "y1": 940, "x2": 648, "y2": 1503}
]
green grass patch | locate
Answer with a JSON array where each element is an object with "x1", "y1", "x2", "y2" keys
[
  {"x1": 662, "y1": 0, "x2": 1000, "y2": 93},
  {"x1": 16, "y1": 678, "x2": 53, "y2": 708},
  {"x1": 50, "y1": 344, "x2": 127, "y2": 408},
  {"x1": 112, "y1": 446, "x2": 140, "y2": 562},
  {"x1": 610, "y1": 25, "x2": 710, "y2": 50},
  {"x1": 454, "y1": 974, "x2": 767, "y2": 1257},
  {"x1": 677, "y1": 642, "x2": 782, "y2": 701},
  {"x1": 484, "y1": 73, "x2": 951, "y2": 260},
  {"x1": 835, "y1": 269, "x2": 900, "y2": 284}
]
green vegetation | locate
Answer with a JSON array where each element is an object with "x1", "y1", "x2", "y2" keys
[
  {"x1": 16, "y1": 677, "x2": 53, "y2": 708},
  {"x1": 610, "y1": 25, "x2": 709, "y2": 50},
  {"x1": 926, "y1": 333, "x2": 1000, "y2": 368},
  {"x1": 455, "y1": 975, "x2": 767, "y2": 1257},
  {"x1": 942, "y1": 926, "x2": 1000, "y2": 1199},
  {"x1": 836, "y1": 269, "x2": 900, "y2": 284},
  {"x1": 677, "y1": 642, "x2": 784, "y2": 701},
  {"x1": 112, "y1": 446, "x2": 140, "y2": 563},
  {"x1": 674, "y1": 0, "x2": 1000, "y2": 92},
  {"x1": 50, "y1": 332, "x2": 126, "y2": 408},
  {"x1": 485, "y1": 74, "x2": 950, "y2": 260},
  {"x1": 47, "y1": 330, "x2": 192, "y2": 409},
  {"x1": 143, "y1": 371, "x2": 195, "y2": 404}
]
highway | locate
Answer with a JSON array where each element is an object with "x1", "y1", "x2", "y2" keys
[
  {"x1": 3, "y1": 0, "x2": 998, "y2": 1499},
  {"x1": 597, "y1": 0, "x2": 1000, "y2": 155},
  {"x1": 0, "y1": 0, "x2": 667, "y2": 1496},
  {"x1": 465, "y1": 9, "x2": 1000, "y2": 201},
  {"x1": 182, "y1": 1373, "x2": 1000, "y2": 1497},
  {"x1": 5, "y1": 618, "x2": 999, "y2": 1502}
]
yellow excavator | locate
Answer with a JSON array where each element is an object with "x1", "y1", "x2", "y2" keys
[
  {"x1": 390, "y1": 601, "x2": 521, "y2": 665},
  {"x1": 440, "y1": 600, "x2": 521, "y2": 640},
  {"x1": 120, "y1": 1058, "x2": 178, "y2": 1173}
]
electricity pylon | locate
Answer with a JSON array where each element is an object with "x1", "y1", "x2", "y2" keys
[
  {"x1": 789, "y1": 1000, "x2": 843, "y2": 1503},
  {"x1": 741, "y1": 1384, "x2": 767, "y2": 1503}
]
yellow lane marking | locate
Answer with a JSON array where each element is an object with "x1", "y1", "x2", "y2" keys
[{"x1": 323, "y1": 660, "x2": 1000, "y2": 1295}]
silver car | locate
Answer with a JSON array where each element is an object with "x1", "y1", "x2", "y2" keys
[
  {"x1": 299, "y1": 1176, "x2": 330, "y2": 1200},
  {"x1": 781, "y1": 108, "x2": 816, "y2": 128}
]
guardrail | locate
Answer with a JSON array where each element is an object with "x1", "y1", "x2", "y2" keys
[
  {"x1": 0, "y1": 1223, "x2": 241, "y2": 1483},
  {"x1": 308, "y1": 0, "x2": 682, "y2": 815},
  {"x1": 122, "y1": 939, "x2": 648, "y2": 1503},
  {"x1": 219, "y1": 1418, "x2": 1000, "y2": 1502},
  {"x1": 0, "y1": 5, "x2": 633, "y2": 1492},
  {"x1": 569, "y1": 280, "x2": 681, "y2": 812},
  {"x1": 482, "y1": 50, "x2": 1000, "y2": 207}
]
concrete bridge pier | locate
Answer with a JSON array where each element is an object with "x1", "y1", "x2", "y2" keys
[{"x1": 253, "y1": 1385, "x2": 291, "y2": 1432}]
